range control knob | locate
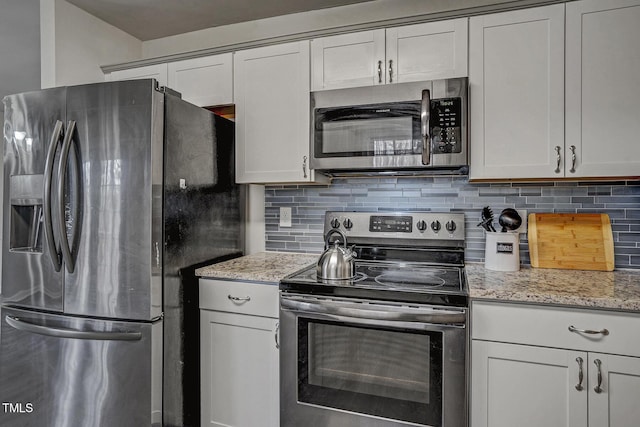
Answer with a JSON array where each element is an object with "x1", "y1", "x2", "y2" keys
[
  {"x1": 446, "y1": 220, "x2": 457, "y2": 233},
  {"x1": 416, "y1": 220, "x2": 428, "y2": 231},
  {"x1": 330, "y1": 218, "x2": 340, "y2": 229},
  {"x1": 343, "y1": 219, "x2": 353, "y2": 230},
  {"x1": 431, "y1": 220, "x2": 442, "y2": 232}
]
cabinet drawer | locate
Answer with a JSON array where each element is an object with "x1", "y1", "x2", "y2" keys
[
  {"x1": 199, "y1": 279, "x2": 279, "y2": 318},
  {"x1": 472, "y1": 301, "x2": 640, "y2": 357}
]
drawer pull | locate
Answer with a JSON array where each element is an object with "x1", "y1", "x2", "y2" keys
[
  {"x1": 575, "y1": 357, "x2": 584, "y2": 391},
  {"x1": 568, "y1": 325, "x2": 609, "y2": 336},
  {"x1": 228, "y1": 295, "x2": 251, "y2": 304},
  {"x1": 594, "y1": 359, "x2": 603, "y2": 394}
]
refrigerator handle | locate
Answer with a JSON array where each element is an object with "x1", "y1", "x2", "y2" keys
[
  {"x1": 5, "y1": 315, "x2": 142, "y2": 341},
  {"x1": 57, "y1": 120, "x2": 76, "y2": 274},
  {"x1": 43, "y1": 120, "x2": 64, "y2": 272}
]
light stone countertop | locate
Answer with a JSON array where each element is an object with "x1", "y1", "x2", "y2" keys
[
  {"x1": 466, "y1": 263, "x2": 640, "y2": 312},
  {"x1": 195, "y1": 252, "x2": 640, "y2": 312},
  {"x1": 195, "y1": 251, "x2": 319, "y2": 284}
]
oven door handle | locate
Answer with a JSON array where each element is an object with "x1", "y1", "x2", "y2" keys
[{"x1": 280, "y1": 296, "x2": 466, "y2": 326}]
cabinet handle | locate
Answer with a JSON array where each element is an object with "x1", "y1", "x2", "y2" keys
[
  {"x1": 227, "y1": 295, "x2": 251, "y2": 304},
  {"x1": 575, "y1": 357, "x2": 584, "y2": 391},
  {"x1": 568, "y1": 325, "x2": 609, "y2": 336},
  {"x1": 275, "y1": 322, "x2": 280, "y2": 349},
  {"x1": 594, "y1": 359, "x2": 603, "y2": 394},
  {"x1": 377, "y1": 60, "x2": 382, "y2": 83},
  {"x1": 302, "y1": 155, "x2": 308, "y2": 179},
  {"x1": 388, "y1": 60, "x2": 393, "y2": 83},
  {"x1": 554, "y1": 146, "x2": 562, "y2": 173},
  {"x1": 569, "y1": 145, "x2": 577, "y2": 173}
]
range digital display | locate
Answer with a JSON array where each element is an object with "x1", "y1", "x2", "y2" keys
[{"x1": 369, "y1": 216, "x2": 412, "y2": 233}]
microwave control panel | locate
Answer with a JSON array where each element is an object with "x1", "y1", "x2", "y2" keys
[{"x1": 431, "y1": 97, "x2": 462, "y2": 154}]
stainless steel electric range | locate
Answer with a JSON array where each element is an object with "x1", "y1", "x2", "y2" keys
[{"x1": 280, "y1": 211, "x2": 468, "y2": 427}]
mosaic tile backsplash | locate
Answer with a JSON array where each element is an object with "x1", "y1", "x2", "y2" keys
[{"x1": 264, "y1": 177, "x2": 640, "y2": 269}]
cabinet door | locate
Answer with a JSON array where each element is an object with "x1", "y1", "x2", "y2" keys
[
  {"x1": 386, "y1": 19, "x2": 468, "y2": 84},
  {"x1": 311, "y1": 30, "x2": 386, "y2": 90},
  {"x1": 565, "y1": 0, "x2": 640, "y2": 178},
  {"x1": 167, "y1": 53, "x2": 233, "y2": 107},
  {"x1": 588, "y1": 353, "x2": 640, "y2": 427},
  {"x1": 471, "y1": 341, "x2": 588, "y2": 427},
  {"x1": 106, "y1": 64, "x2": 168, "y2": 87},
  {"x1": 469, "y1": 5, "x2": 565, "y2": 180},
  {"x1": 200, "y1": 310, "x2": 279, "y2": 427},
  {"x1": 234, "y1": 41, "x2": 315, "y2": 183}
]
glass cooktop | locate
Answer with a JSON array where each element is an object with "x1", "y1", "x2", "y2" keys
[{"x1": 282, "y1": 261, "x2": 465, "y2": 296}]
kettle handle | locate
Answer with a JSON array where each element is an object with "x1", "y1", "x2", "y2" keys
[{"x1": 324, "y1": 228, "x2": 348, "y2": 249}]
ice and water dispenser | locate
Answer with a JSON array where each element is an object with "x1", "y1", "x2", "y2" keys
[{"x1": 9, "y1": 174, "x2": 44, "y2": 253}]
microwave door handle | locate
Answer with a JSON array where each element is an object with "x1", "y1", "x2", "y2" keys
[{"x1": 421, "y1": 89, "x2": 431, "y2": 165}]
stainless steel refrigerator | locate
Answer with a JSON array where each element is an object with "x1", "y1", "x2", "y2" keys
[{"x1": 0, "y1": 79, "x2": 244, "y2": 427}]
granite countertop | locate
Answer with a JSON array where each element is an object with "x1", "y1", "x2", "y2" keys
[
  {"x1": 467, "y1": 263, "x2": 640, "y2": 312},
  {"x1": 196, "y1": 251, "x2": 319, "y2": 284},
  {"x1": 196, "y1": 252, "x2": 640, "y2": 312}
]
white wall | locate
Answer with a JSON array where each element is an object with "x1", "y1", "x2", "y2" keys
[
  {"x1": 0, "y1": 0, "x2": 40, "y2": 106},
  {"x1": 40, "y1": 0, "x2": 142, "y2": 87}
]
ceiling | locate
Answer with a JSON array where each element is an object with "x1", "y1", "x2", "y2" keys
[{"x1": 67, "y1": 0, "x2": 378, "y2": 41}]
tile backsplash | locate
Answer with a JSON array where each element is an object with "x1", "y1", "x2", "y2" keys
[{"x1": 265, "y1": 177, "x2": 640, "y2": 269}]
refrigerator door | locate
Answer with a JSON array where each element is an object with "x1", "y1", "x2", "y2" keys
[
  {"x1": 62, "y1": 80, "x2": 163, "y2": 320},
  {"x1": 2, "y1": 88, "x2": 67, "y2": 311},
  {"x1": 0, "y1": 306, "x2": 162, "y2": 427}
]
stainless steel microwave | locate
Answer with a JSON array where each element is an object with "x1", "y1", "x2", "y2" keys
[{"x1": 311, "y1": 78, "x2": 468, "y2": 176}]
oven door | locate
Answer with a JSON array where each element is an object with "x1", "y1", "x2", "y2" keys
[{"x1": 280, "y1": 293, "x2": 467, "y2": 427}]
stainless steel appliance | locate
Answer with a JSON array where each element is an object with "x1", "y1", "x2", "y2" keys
[
  {"x1": 280, "y1": 211, "x2": 468, "y2": 427},
  {"x1": 0, "y1": 79, "x2": 244, "y2": 427},
  {"x1": 311, "y1": 78, "x2": 468, "y2": 176}
]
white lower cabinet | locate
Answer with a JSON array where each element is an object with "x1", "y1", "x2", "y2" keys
[
  {"x1": 199, "y1": 279, "x2": 279, "y2": 427},
  {"x1": 471, "y1": 302, "x2": 640, "y2": 427},
  {"x1": 472, "y1": 341, "x2": 587, "y2": 427}
]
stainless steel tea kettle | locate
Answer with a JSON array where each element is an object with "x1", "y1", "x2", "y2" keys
[{"x1": 316, "y1": 229, "x2": 356, "y2": 280}]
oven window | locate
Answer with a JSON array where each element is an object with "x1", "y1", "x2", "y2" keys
[{"x1": 298, "y1": 318, "x2": 443, "y2": 426}]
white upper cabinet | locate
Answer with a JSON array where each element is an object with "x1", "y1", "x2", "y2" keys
[
  {"x1": 386, "y1": 19, "x2": 468, "y2": 84},
  {"x1": 565, "y1": 0, "x2": 640, "y2": 178},
  {"x1": 470, "y1": 0, "x2": 640, "y2": 181},
  {"x1": 469, "y1": 5, "x2": 565, "y2": 180},
  {"x1": 234, "y1": 41, "x2": 321, "y2": 184},
  {"x1": 106, "y1": 63, "x2": 168, "y2": 87},
  {"x1": 167, "y1": 53, "x2": 233, "y2": 107},
  {"x1": 311, "y1": 19, "x2": 468, "y2": 91},
  {"x1": 107, "y1": 55, "x2": 232, "y2": 107},
  {"x1": 311, "y1": 30, "x2": 386, "y2": 90}
]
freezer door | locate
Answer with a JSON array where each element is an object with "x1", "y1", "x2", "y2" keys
[
  {"x1": 0, "y1": 306, "x2": 162, "y2": 427},
  {"x1": 62, "y1": 80, "x2": 163, "y2": 320},
  {"x1": 2, "y1": 88, "x2": 67, "y2": 311}
]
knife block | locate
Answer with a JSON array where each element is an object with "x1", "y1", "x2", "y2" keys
[{"x1": 484, "y1": 232, "x2": 520, "y2": 272}]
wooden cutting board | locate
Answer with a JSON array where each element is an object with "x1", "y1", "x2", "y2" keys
[{"x1": 528, "y1": 213, "x2": 614, "y2": 271}]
